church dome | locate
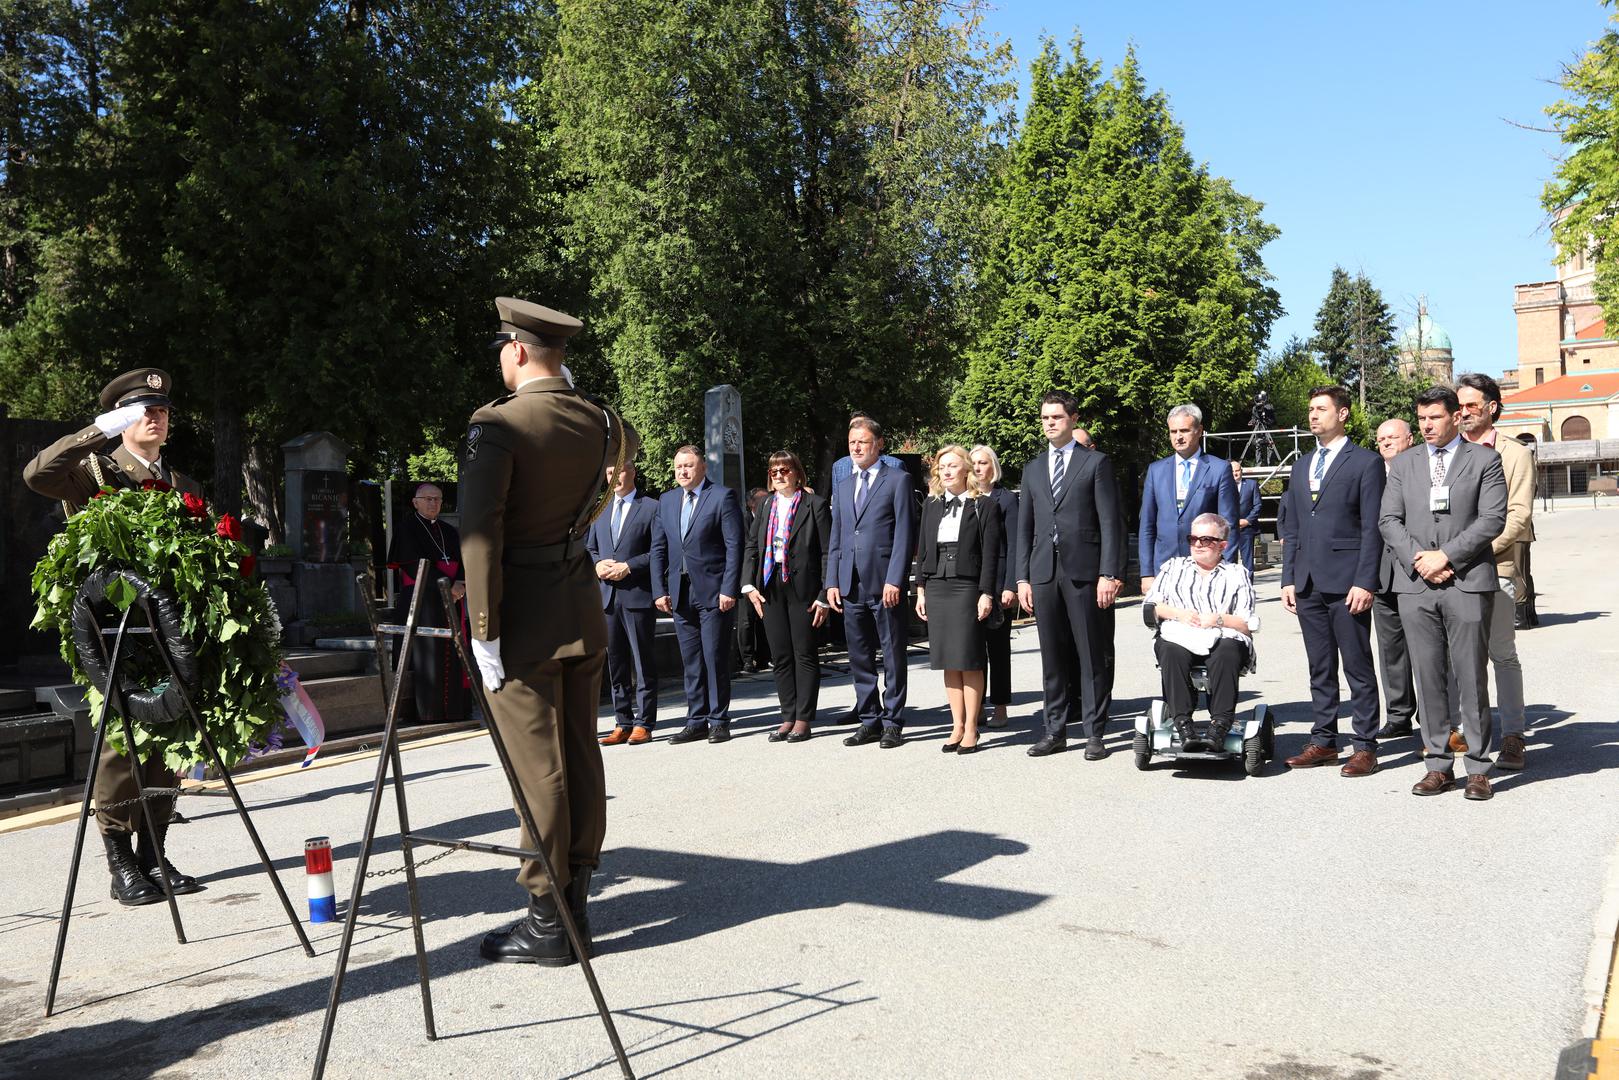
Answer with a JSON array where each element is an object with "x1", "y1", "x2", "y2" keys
[{"x1": 1399, "y1": 311, "x2": 1452, "y2": 353}]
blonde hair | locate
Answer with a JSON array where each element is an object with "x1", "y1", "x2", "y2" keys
[
  {"x1": 968, "y1": 444, "x2": 1002, "y2": 485},
  {"x1": 928, "y1": 444, "x2": 983, "y2": 498}
]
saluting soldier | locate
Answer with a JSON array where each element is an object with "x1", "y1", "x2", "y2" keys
[
  {"x1": 23, "y1": 368, "x2": 205, "y2": 906},
  {"x1": 461, "y1": 297, "x2": 635, "y2": 965}
]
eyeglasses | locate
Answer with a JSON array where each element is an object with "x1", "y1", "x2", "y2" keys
[
  {"x1": 1189, "y1": 535, "x2": 1224, "y2": 547},
  {"x1": 767, "y1": 467, "x2": 794, "y2": 476}
]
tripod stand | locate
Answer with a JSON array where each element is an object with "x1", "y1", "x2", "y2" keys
[
  {"x1": 45, "y1": 576, "x2": 315, "y2": 1016},
  {"x1": 309, "y1": 562, "x2": 633, "y2": 1080}
]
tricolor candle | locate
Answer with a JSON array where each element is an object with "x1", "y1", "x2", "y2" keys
[{"x1": 305, "y1": 836, "x2": 336, "y2": 923}]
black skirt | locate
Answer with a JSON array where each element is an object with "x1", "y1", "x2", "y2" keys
[{"x1": 925, "y1": 553, "x2": 987, "y2": 671}]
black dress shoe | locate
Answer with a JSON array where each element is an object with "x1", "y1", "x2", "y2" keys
[
  {"x1": 844, "y1": 725, "x2": 882, "y2": 746},
  {"x1": 879, "y1": 729, "x2": 904, "y2": 749},
  {"x1": 957, "y1": 742, "x2": 981, "y2": 756},
  {"x1": 786, "y1": 730, "x2": 812, "y2": 743},
  {"x1": 1376, "y1": 719, "x2": 1415, "y2": 739},
  {"x1": 1084, "y1": 735, "x2": 1108, "y2": 760},
  {"x1": 479, "y1": 894, "x2": 575, "y2": 966},
  {"x1": 708, "y1": 724, "x2": 732, "y2": 743},
  {"x1": 1027, "y1": 736, "x2": 1066, "y2": 757},
  {"x1": 768, "y1": 729, "x2": 790, "y2": 743},
  {"x1": 668, "y1": 724, "x2": 709, "y2": 744}
]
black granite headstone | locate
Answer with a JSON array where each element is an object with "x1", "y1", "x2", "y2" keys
[{"x1": 0, "y1": 409, "x2": 78, "y2": 665}]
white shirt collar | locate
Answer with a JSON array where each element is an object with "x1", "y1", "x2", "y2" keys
[
  {"x1": 1428, "y1": 434, "x2": 1463, "y2": 457},
  {"x1": 615, "y1": 489, "x2": 635, "y2": 506},
  {"x1": 127, "y1": 449, "x2": 161, "y2": 471},
  {"x1": 1049, "y1": 439, "x2": 1074, "y2": 458},
  {"x1": 1315, "y1": 434, "x2": 1348, "y2": 453}
]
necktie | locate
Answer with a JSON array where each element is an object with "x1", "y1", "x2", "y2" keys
[
  {"x1": 681, "y1": 490, "x2": 696, "y2": 537},
  {"x1": 612, "y1": 498, "x2": 626, "y2": 544},
  {"x1": 1051, "y1": 448, "x2": 1065, "y2": 500},
  {"x1": 1180, "y1": 458, "x2": 1193, "y2": 492},
  {"x1": 855, "y1": 470, "x2": 870, "y2": 514},
  {"x1": 1432, "y1": 448, "x2": 1447, "y2": 486},
  {"x1": 1313, "y1": 447, "x2": 1329, "y2": 482}
]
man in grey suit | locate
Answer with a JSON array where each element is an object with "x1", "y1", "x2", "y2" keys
[
  {"x1": 1016, "y1": 392, "x2": 1125, "y2": 760},
  {"x1": 1379, "y1": 386, "x2": 1508, "y2": 801},
  {"x1": 1372, "y1": 418, "x2": 1419, "y2": 740}
]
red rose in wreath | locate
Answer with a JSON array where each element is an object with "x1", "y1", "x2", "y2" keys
[
  {"x1": 216, "y1": 514, "x2": 243, "y2": 542},
  {"x1": 239, "y1": 554, "x2": 257, "y2": 578},
  {"x1": 140, "y1": 478, "x2": 173, "y2": 493},
  {"x1": 182, "y1": 492, "x2": 206, "y2": 518}
]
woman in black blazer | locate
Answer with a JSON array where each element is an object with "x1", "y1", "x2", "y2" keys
[
  {"x1": 914, "y1": 445, "x2": 1003, "y2": 754},
  {"x1": 970, "y1": 445, "x2": 1019, "y2": 729},
  {"x1": 742, "y1": 450, "x2": 831, "y2": 742}
]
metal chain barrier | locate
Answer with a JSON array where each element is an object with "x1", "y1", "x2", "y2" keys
[
  {"x1": 364, "y1": 841, "x2": 469, "y2": 879},
  {"x1": 91, "y1": 787, "x2": 183, "y2": 814}
]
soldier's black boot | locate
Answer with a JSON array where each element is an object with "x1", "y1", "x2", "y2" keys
[
  {"x1": 137, "y1": 813, "x2": 202, "y2": 895},
  {"x1": 565, "y1": 865, "x2": 593, "y2": 960},
  {"x1": 103, "y1": 833, "x2": 163, "y2": 906},
  {"x1": 479, "y1": 892, "x2": 574, "y2": 966}
]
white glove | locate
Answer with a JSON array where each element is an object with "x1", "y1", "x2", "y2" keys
[
  {"x1": 94, "y1": 403, "x2": 147, "y2": 437},
  {"x1": 471, "y1": 636, "x2": 505, "y2": 691}
]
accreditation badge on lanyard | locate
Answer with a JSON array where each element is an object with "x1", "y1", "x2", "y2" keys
[{"x1": 1429, "y1": 486, "x2": 1450, "y2": 513}]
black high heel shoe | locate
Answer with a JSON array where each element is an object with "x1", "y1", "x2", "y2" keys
[
  {"x1": 957, "y1": 741, "x2": 981, "y2": 755},
  {"x1": 941, "y1": 740, "x2": 961, "y2": 753}
]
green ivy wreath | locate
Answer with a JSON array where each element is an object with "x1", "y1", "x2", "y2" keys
[{"x1": 30, "y1": 482, "x2": 285, "y2": 771}]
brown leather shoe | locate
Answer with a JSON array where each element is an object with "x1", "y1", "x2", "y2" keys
[
  {"x1": 627, "y1": 726, "x2": 651, "y2": 745},
  {"x1": 1496, "y1": 734, "x2": 1525, "y2": 771},
  {"x1": 1464, "y1": 775, "x2": 1493, "y2": 801},
  {"x1": 1340, "y1": 749, "x2": 1378, "y2": 777},
  {"x1": 599, "y1": 727, "x2": 631, "y2": 746},
  {"x1": 1285, "y1": 743, "x2": 1339, "y2": 769},
  {"x1": 1412, "y1": 770, "x2": 1455, "y2": 796},
  {"x1": 1448, "y1": 728, "x2": 1468, "y2": 754}
]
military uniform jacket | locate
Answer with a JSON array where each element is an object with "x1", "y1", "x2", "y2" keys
[
  {"x1": 458, "y1": 376, "x2": 627, "y2": 665},
  {"x1": 23, "y1": 423, "x2": 203, "y2": 513}
]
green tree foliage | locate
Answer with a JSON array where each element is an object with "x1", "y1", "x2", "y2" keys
[
  {"x1": 1311, "y1": 267, "x2": 1397, "y2": 394},
  {"x1": 549, "y1": 0, "x2": 1015, "y2": 486},
  {"x1": 1546, "y1": 1, "x2": 1619, "y2": 321},
  {"x1": 1256, "y1": 336, "x2": 1329, "y2": 432},
  {"x1": 952, "y1": 38, "x2": 1279, "y2": 480},
  {"x1": 0, "y1": 2, "x2": 568, "y2": 539}
]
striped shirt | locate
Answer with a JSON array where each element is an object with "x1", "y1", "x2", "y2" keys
[{"x1": 1145, "y1": 557, "x2": 1260, "y2": 642}]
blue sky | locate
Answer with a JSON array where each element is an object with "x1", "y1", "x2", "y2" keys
[{"x1": 983, "y1": 1, "x2": 1613, "y2": 378}]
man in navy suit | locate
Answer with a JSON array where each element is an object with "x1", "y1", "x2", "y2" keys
[
  {"x1": 652, "y1": 445, "x2": 744, "y2": 743},
  {"x1": 1138, "y1": 403, "x2": 1239, "y2": 595},
  {"x1": 1231, "y1": 459, "x2": 1262, "y2": 574},
  {"x1": 825, "y1": 417, "x2": 916, "y2": 748},
  {"x1": 1016, "y1": 392, "x2": 1124, "y2": 759},
  {"x1": 588, "y1": 459, "x2": 659, "y2": 745},
  {"x1": 1279, "y1": 385, "x2": 1386, "y2": 777}
]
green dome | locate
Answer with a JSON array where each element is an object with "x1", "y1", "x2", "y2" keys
[{"x1": 1399, "y1": 312, "x2": 1452, "y2": 353}]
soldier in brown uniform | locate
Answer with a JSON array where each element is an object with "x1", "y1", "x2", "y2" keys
[
  {"x1": 461, "y1": 297, "x2": 634, "y2": 965},
  {"x1": 22, "y1": 368, "x2": 205, "y2": 905}
]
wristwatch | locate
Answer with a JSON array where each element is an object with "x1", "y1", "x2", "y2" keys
[{"x1": 1215, "y1": 613, "x2": 1226, "y2": 628}]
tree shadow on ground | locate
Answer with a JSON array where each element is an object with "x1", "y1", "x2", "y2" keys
[{"x1": 1, "y1": 831, "x2": 1034, "y2": 1079}]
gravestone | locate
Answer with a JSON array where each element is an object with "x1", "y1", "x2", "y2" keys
[
  {"x1": 704, "y1": 385, "x2": 745, "y2": 493},
  {"x1": 283, "y1": 432, "x2": 350, "y2": 562},
  {"x1": 281, "y1": 433, "x2": 360, "y2": 637}
]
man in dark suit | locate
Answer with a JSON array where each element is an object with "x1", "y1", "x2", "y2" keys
[
  {"x1": 588, "y1": 459, "x2": 659, "y2": 745},
  {"x1": 825, "y1": 417, "x2": 916, "y2": 748},
  {"x1": 1231, "y1": 459, "x2": 1262, "y2": 575},
  {"x1": 1139, "y1": 404, "x2": 1239, "y2": 594},
  {"x1": 652, "y1": 445, "x2": 744, "y2": 744},
  {"x1": 1381, "y1": 385, "x2": 1507, "y2": 801},
  {"x1": 1372, "y1": 418, "x2": 1419, "y2": 740},
  {"x1": 1278, "y1": 385, "x2": 1386, "y2": 776},
  {"x1": 1016, "y1": 391, "x2": 1124, "y2": 760}
]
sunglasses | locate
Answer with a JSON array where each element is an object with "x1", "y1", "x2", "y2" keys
[
  {"x1": 768, "y1": 467, "x2": 795, "y2": 476},
  {"x1": 1189, "y1": 535, "x2": 1224, "y2": 547}
]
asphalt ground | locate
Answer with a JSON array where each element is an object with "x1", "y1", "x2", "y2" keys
[{"x1": 1, "y1": 505, "x2": 1616, "y2": 1080}]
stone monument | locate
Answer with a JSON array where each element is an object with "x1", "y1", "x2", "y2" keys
[
  {"x1": 0, "y1": 407, "x2": 78, "y2": 665},
  {"x1": 281, "y1": 432, "x2": 362, "y2": 641},
  {"x1": 704, "y1": 385, "x2": 745, "y2": 493}
]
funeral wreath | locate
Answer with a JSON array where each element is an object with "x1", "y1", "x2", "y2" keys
[{"x1": 31, "y1": 482, "x2": 285, "y2": 771}]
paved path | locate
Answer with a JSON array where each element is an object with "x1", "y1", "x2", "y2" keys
[{"x1": 2, "y1": 506, "x2": 1617, "y2": 1079}]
